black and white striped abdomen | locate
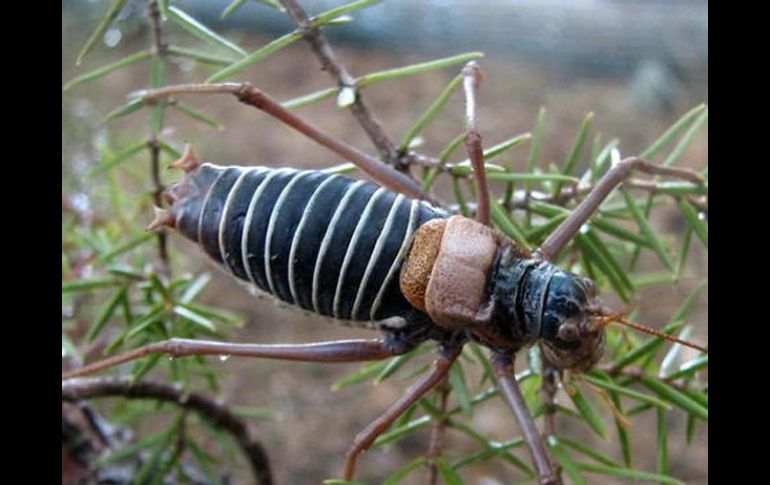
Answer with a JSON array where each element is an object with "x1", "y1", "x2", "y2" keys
[{"x1": 173, "y1": 164, "x2": 447, "y2": 325}]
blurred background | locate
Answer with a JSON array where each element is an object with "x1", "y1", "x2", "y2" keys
[{"x1": 62, "y1": 0, "x2": 707, "y2": 483}]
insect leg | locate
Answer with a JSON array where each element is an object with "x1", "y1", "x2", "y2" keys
[
  {"x1": 462, "y1": 61, "x2": 491, "y2": 226},
  {"x1": 535, "y1": 157, "x2": 704, "y2": 262},
  {"x1": 62, "y1": 338, "x2": 401, "y2": 380},
  {"x1": 136, "y1": 84, "x2": 430, "y2": 202},
  {"x1": 493, "y1": 352, "x2": 561, "y2": 485},
  {"x1": 342, "y1": 344, "x2": 462, "y2": 480}
]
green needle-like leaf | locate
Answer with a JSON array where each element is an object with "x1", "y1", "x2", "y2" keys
[
  {"x1": 554, "y1": 112, "x2": 593, "y2": 198},
  {"x1": 130, "y1": 352, "x2": 163, "y2": 384},
  {"x1": 179, "y1": 303, "x2": 244, "y2": 327},
  {"x1": 567, "y1": 385, "x2": 607, "y2": 439},
  {"x1": 622, "y1": 190, "x2": 674, "y2": 271},
  {"x1": 96, "y1": 232, "x2": 156, "y2": 263},
  {"x1": 400, "y1": 74, "x2": 463, "y2": 151},
  {"x1": 167, "y1": 45, "x2": 236, "y2": 66},
  {"x1": 221, "y1": 0, "x2": 248, "y2": 19},
  {"x1": 332, "y1": 361, "x2": 389, "y2": 390},
  {"x1": 640, "y1": 104, "x2": 706, "y2": 160},
  {"x1": 591, "y1": 217, "x2": 649, "y2": 247},
  {"x1": 577, "y1": 462, "x2": 684, "y2": 484},
  {"x1": 125, "y1": 306, "x2": 166, "y2": 340},
  {"x1": 678, "y1": 198, "x2": 708, "y2": 248},
  {"x1": 374, "y1": 416, "x2": 431, "y2": 448},
  {"x1": 575, "y1": 233, "x2": 629, "y2": 303},
  {"x1": 559, "y1": 437, "x2": 619, "y2": 467},
  {"x1": 526, "y1": 214, "x2": 567, "y2": 244},
  {"x1": 641, "y1": 377, "x2": 708, "y2": 420},
  {"x1": 491, "y1": 199, "x2": 532, "y2": 250},
  {"x1": 172, "y1": 103, "x2": 224, "y2": 129},
  {"x1": 666, "y1": 355, "x2": 708, "y2": 381},
  {"x1": 663, "y1": 107, "x2": 708, "y2": 167},
  {"x1": 654, "y1": 181, "x2": 708, "y2": 196},
  {"x1": 62, "y1": 278, "x2": 117, "y2": 293},
  {"x1": 358, "y1": 52, "x2": 484, "y2": 87},
  {"x1": 64, "y1": 50, "x2": 151, "y2": 91},
  {"x1": 90, "y1": 140, "x2": 148, "y2": 176},
  {"x1": 86, "y1": 286, "x2": 128, "y2": 343},
  {"x1": 452, "y1": 176, "x2": 470, "y2": 218},
  {"x1": 94, "y1": 431, "x2": 165, "y2": 466},
  {"x1": 448, "y1": 363, "x2": 472, "y2": 415},
  {"x1": 582, "y1": 374, "x2": 671, "y2": 409},
  {"x1": 475, "y1": 133, "x2": 532, "y2": 163},
  {"x1": 282, "y1": 87, "x2": 337, "y2": 109},
  {"x1": 314, "y1": 0, "x2": 381, "y2": 24},
  {"x1": 173, "y1": 305, "x2": 217, "y2": 333},
  {"x1": 62, "y1": 334, "x2": 79, "y2": 360},
  {"x1": 657, "y1": 407, "x2": 669, "y2": 479},
  {"x1": 133, "y1": 412, "x2": 185, "y2": 483},
  {"x1": 382, "y1": 457, "x2": 427, "y2": 485},
  {"x1": 206, "y1": 31, "x2": 303, "y2": 83},
  {"x1": 592, "y1": 139, "x2": 619, "y2": 182},
  {"x1": 686, "y1": 413, "x2": 698, "y2": 445},
  {"x1": 583, "y1": 229, "x2": 634, "y2": 292},
  {"x1": 166, "y1": 6, "x2": 247, "y2": 58},
  {"x1": 436, "y1": 459, "x2": 464, "y2": 485},
  {"x1": 526, "y1": 108, "x2": 546, "y2": 174},
  {"x1": 487, "y1": 172, "x2": 577, "y2": 183},
  {"x1": 548, "y1": 436, "x2": 587, "y2": 485},
  {"x1": 76, "y1": 0, "x2": 129, "y2": 66},
  {"x1": 104, "y1": 98, "x2": 145, "y2": 122}
]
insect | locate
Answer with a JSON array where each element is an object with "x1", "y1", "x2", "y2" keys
[{"x1": 62, "y1": 63, "x2": 707, "y2": 484}]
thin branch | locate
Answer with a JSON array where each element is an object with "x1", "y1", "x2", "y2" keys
[
  {"x1": 148, "y1": 0, "x2": 170, "y2": 276},
  {"x1": 279, "y1": 0, "x2": 402, "y2": 167},
  {"x1": 62, "y1": 377, "x2": 273, "y2": 485},
  {"x1": 426, "y1": 378, "x2": 450, "y2": 485}
]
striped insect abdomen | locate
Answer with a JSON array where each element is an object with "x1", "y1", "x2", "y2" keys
[{"x1": 167, "y1": 164, "x2": 446, "y2": 326}]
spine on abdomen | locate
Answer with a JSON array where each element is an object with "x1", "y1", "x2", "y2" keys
[{"x1": 171, "y1": 164, "x2": 446, "y2": 322}]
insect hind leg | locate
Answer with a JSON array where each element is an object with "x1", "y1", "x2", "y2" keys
[{"x1": 62, "y1": 338, "x2": 409, "y2": 380}]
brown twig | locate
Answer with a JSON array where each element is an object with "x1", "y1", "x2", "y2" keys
[
  {"x1": 426, "y1": 378, "x2": 451, "y2": 485},
  {"x1": 62, "y1": 377, "x2": 273, "y2": 485},
  {"x1": 279, "y1": 0, "x2": 402, "y2": 168},
  {"x1": 147, "y1": 0, "x2": 170, "y2": 277},
  {"x1": 540, "y1": 365, "x2": 559, "y2": 439}
]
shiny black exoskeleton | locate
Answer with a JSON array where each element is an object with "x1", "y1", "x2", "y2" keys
[{"x1": 487, "y1": 245, "x2": 606, "y2": 370}]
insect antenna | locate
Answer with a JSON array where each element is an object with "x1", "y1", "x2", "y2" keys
[{"x1": 591, "y1": 312, "x2": 707, "y2": 354}]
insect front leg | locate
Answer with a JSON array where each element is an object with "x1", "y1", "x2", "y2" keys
[
  {"x1": 61, "y1": 338, "x2": 407, "y2": 380},
  {"x1": 342, "y1": 343, "x2": 462, "y2": 480},
  {"x1": 493, "y1": 352, "x2": 561, "y2": 485},
  {"x1": 535, "y1": 157, "x2": 704, "y2": 262}
]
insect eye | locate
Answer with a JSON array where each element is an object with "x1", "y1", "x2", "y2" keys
[{"x1": 557, "y1": 322, "x2": 579, "y2": 341}]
